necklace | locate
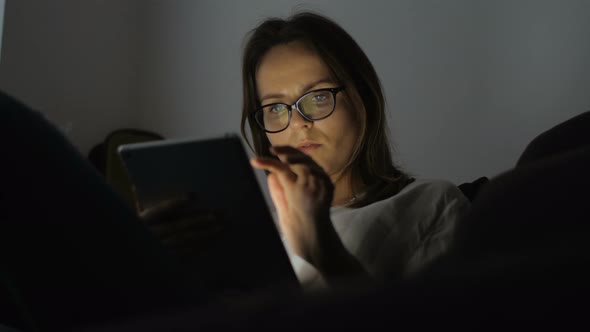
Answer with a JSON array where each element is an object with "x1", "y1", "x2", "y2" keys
[{"x1": 333, "y1": 194, "x2": 357, "y2": 207}]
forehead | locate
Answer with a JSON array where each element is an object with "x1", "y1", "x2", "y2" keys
[{"x1": 255, "y1": 41, "x2": 333, "y2": 97}]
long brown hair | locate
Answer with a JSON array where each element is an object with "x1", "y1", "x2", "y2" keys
[{"x1": 240, "y1": 12, "x2": 413, "y2": 207}]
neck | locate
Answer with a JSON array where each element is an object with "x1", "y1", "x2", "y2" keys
[{"x1": 330, "y1": 169, "x2": 363, "y2": 207}]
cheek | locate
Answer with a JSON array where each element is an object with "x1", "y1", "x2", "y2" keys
[
  {"x1": 266, "y1": 132, "x2": 288, "y2": 147},
  {"x1": 338, "y1": 102, "x2": 362, "y2": 138},
  {"x1": 334, "y1": 105, "x2": 363, "y2": 160},
  {"x1": 341, "y1": 120, "x2": 360, "y2": 152}
]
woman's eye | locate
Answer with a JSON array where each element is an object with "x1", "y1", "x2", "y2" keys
[
  {"x1": 269, "y1": 104, "x2": 287, "y2": 113},
  {"x1": 312, "y1": 93, "x2": 329, "y2": 103}
]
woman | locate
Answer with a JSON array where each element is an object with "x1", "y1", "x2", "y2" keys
[{"x1": 241, "y1": 12, "x2": 470, "y2": 289}]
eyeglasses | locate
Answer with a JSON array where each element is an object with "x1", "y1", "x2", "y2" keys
[{"x1": 253, "y1": 87, "x2": 345, "y2": 133}]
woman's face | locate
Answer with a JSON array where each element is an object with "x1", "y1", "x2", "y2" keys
[{"x1": 255, "y1": 41, "x2": 361, "y2": 180}]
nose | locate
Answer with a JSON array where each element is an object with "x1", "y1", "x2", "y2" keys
[{"x1": 289, "y1": 107, "x2": 312, "y2": 130}]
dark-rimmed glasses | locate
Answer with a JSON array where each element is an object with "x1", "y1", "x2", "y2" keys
[{"x1": 253, "y1": 87, "x2": 345, "y2": 133}]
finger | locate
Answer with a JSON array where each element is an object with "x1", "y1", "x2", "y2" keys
[
  {"x1": 250, "y1": 157, "x2": 297, "y2": 182},
  {"x1": 270, "y1": 145, "x2": 303, "y2": 156},
  {"x1": 270, "y1": 145, "x2": 309, "y2": 163},
  {"x1": 140, "y1": 195, "x2": 202, "y2": 225},
  {"x1": 283, "y1": 155, "x2": 331, "y2": 188},
  {"x1": 250, "y1": 156, "x2": 285, "y2": 169},
  {"x1": 267, "y1": 173, "x2": 287, "y2": 216},
  {"x1": 285, "y1": 156, "x2": 326, "y2": 178},
  {"x1": 140, "y1": 197, "x2": 187, "y2": 220},
  {"x1": 285, "y1": 154, "x2": 313, "y2": 165},
  {"x1": 271, "y1": 146, "x2": 324, "y2": 172},
  {"x1": 288, "y1": 163, "x2": 313, "y2": 186}
]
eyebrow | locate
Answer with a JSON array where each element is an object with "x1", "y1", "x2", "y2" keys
[{"x1": 259, "y1": 78, "x2": 335, "y2": 103}]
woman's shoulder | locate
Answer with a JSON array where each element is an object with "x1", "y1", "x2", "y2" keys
[
  {"x1": 378, "y1": 178, "x2": 471, "y2": 222},
  {"x1": 397, "y1": 178, "x2": 467, "y2": 202},
  {"x1": 344, "y1": 178, "x2": 468, "y2": 219}
]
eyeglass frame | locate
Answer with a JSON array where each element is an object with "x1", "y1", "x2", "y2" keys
[{"x1": 252, "y1": 86, "x2": 346, "y2": 133}]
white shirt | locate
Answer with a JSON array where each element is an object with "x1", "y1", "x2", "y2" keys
[{"x1": 284, "y1": 179, "x2": 470, "y2": 290}]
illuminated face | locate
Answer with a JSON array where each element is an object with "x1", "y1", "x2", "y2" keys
[{"x1": 255, "y1": 41, "x2": 361, "y2": 181}]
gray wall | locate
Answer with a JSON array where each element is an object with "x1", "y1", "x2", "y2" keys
[
  {"x1": 138, "y1": 0, "x2": 590, "y2": 183},
  {"x1": 1, "y1": 0, "x2": 590, "y2": 184},
  {"x1": 0, "y1": 0, "x2": 142, "y2": 153},
  {"x1": 0, "y1": 0, "x2": 4, "y2": 61}
]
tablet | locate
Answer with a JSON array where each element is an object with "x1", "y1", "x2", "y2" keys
[{"x1": 118, "y1": 134, "x2": 299, "y2": 293}]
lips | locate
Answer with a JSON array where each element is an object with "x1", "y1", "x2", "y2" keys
[{"x1": 296, "y1": 141, "x2": 322, "y2": 153}]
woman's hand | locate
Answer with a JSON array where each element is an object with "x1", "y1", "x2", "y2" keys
[
  {"x1": 251, "y1": 146, "x2": 372, "y2": 286},
  {"x1": 138, "y1": 195, "x2": 225, "y2": 264},
  {"x1": 250, "y1": 146, "x2": 338, "y2": 266}
]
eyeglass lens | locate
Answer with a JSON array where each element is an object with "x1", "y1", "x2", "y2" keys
[{"x1": 257, "y1": 89, "x2": 336, "y2": 132}]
